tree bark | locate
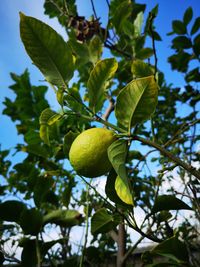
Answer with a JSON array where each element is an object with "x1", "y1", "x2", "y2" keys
[{"x1": 117, "y1": 222, "x2": 126, "y2": 267}]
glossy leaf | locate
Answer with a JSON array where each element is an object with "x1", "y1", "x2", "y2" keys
[
  {"x1": 183, "y1": 7, "x2": 193, "y2": 25},
  {"x1": 152, "y1": 235, "x2": 189, "y2": 262},
  {"x1": 91, "y1": 208, "x2": 117, "y2": 235},
  {"x1": 43, "y1": 209, "x2": 83, "y2": 227},
  {"x1": 115, "y1": 176, "x2": 133, "y2": 205},
  {"x1": 20, "y1": 208, "x2": 43, "y2": 235},
  {"x1": 105, "y1": 169, "x2": 131, "y2": 207},
  {"x1": 131, "y1": 60, "x2": 153, "y2": 78},
  {"x1": 0, "y1": 201, "x2": 27, "y2": 223},
  {"x1": 87, "y1": 58, "x2": 118, "y2": 113},
  {"x1": 108, "y1": 139, "x2": 129, "y2": 187},
  {"x1": 20, "y1": 13, "x2": 74, "y2": 87},
  {"x1": 152, "y1": 195, "x2": 192, "y2": 213},
  {"x1": 115, "y1": 76, "x2": 158, "y2": 130}
]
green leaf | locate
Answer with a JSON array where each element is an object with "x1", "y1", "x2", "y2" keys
[
  {"x1": 20, "y1": 208, "x2": 43, "y2": 235},
  {"x1": 0, "y1": 201, "x2": 27, "y2": 223},
  {"x1": 33, "y1": 176, "x2": 54, "y2": 207},
  {"x1": 105, "y1": 169, "x2": 131, "y2": 207},
  {"x1": 107, "y1": 139, "x2": 132, "y2": 203},
  {"x1": 115, "y1": 176, "x2": 133, "y2": 205},
  {"x1": 21, "y1": 239, "x2": 37, "y2": 267},
  {"x1": 152, "y1": 195, "x2": 192, "y2": 213},
  {"x1": 172, "y1": 20, "x2": 187, "y2": 34},
  {"x1": 185, "y1": 67, "x2": 200, "y2": 83},
  {"x1": 91, "y1": 208, "x2": 117, "y2": 235},
  {"x1": 134, "y1": 12, "x2": 143, "y2": 36},
  {"x1": 39, "y1": 108, "x2": 60, "y2": 145},
  {"x1": 112, "y1": 1, "x2": 132, "y2": 33},
  {"x1": 131, "y1": 60, "x2": 153, "y2": 78},
  {"x1": 136, "y1": 48, "x2": 154, "y2": 60},
  {"x1": 172, "y1": 36, "x2": 192, "y2": 49},
  {"x1": 89, "y1": 35, "x2": 103, "y2": 65},
  {"x1": 152, "y1": 236, "x2": 189, "y2": 263},
  {"x1": 87, "y1": 58, "x2": 118, "y2": 113},
  {"x1": 63, "y1": 131, "x2": 79, "y2": 158},
  {"x1": 183, "y1": 7, "x2": 193, "y2": 25},
  {"x1": 43, "y1": 209, "x2": 83, "y2": 227},
  {"x1": 115, "y1": 76, "x2": 158, "y2": 130},
  {"x1": 191, "y1": 17, "x2": 200, "y2": 35},
  {"x1": 26, "y1": 144, "x2": 50, "y2": 158},
  {"x1": 20, "y1": 13, "x2": 74, "y2": 87}
]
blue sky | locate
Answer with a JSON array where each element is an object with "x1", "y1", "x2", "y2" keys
[{"x1": 0, "y1": 0, "x2": 199, "y2": 157}]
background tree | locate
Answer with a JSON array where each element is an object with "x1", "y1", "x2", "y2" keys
[{"x1": 0, "y1": 1, "x2": 200, "y2": 266}]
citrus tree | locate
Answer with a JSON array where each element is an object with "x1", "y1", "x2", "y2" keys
[{"x1": 0, "y1": 0, "x2": 200, "y2": 266}]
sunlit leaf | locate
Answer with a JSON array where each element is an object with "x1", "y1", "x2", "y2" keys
[
  {"x1": 108, "y1": 139, "x2": 133, "y2": 204},
  {"x1": 87, "y1": 58, "x2": 118, "y2": 113},
  {"x1": 20, "y1": 13, "x2": 74, "y2": 87},
  {"x1": 131, "y1": 60, "x2": 153, "y2": 78},
  {"x1": 115, "y1": 76, "x2": 158, "y2": 131},
  {"x1": 115, "y1": 176, "x2": 133, "y2": 205}
]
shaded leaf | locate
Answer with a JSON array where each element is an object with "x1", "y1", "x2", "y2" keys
[
  {"x1": 20, "y1": 13, "x2": 74, "y2": 87},
  {"x1": 33, "y1": 176, "x2": 54, "y2": 207},
  {"x1": 191, "y1": 17, "x2": 200, "y2": 35},
  {"x1": 136, "y1": 48, "x2": 154, "y2": 60},
  {"x1": 0, "y1": 201, "x2": 27, "y2": 223},
  {"x1": 152, "y1": 195, "x2": 192, "y2": 213},
  {"x1": 43, "y1": 209, "x2": 83, "y2": 227},
  {"x1": 172, "y1": 36, "x2": 192, "y2": 49},
  {"x1": 20, "y1": 208, "x2": 43, "y2": 235},
  {"x1": 21, "y1": 239, "x2": 37, "y2": 267},
  {"x1": 152, "y1": 235, "x2": 189, "y2": 263},
  {"x1": 91, "y1": 208, "x2": 118, "y2": 235},
  {"x1": 87, "y1": 58, "x2": 118, "y2": 113},
  {"x1": 115, "y1": 176, "x2": 133, "y2": 205},
  {"x1": 63, "y1": 131, "x2": 79, "y2": 158},
  {"x1": 115, "y1": 76, "x2": 158, "y2": 130},
  {"x1": 172, "y1": 20, "x2": 187, "y2": 34},
  {"x1": 185, "y1": 67, "x2": 200, "y2": 82},
  {"x1": 183, "y1": 7, "x2": 193, "y2": 25}
]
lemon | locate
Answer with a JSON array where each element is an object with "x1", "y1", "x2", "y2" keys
[{"x1": 69, "y1": 128, "x2": 116, "y2": 178}]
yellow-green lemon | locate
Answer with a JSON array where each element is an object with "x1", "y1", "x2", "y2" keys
[{"x1": 69, "y1": 128, "x2": 116, "y2": 178}]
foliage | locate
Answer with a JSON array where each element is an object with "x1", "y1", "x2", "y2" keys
[{"x1": 0, "y1": 0, "x2": 200, "y2": 266}]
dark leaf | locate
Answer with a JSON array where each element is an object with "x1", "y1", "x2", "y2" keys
[
  {"x1": 152, "y1": 195, "x2": 192, "y2": 213},
  {"x1": 172, "y1": 20, "x2": 187, "y2": 34},
  {"x1": 191, "y1": 17, "x2": 200, "y2": 35},
  {"x1": 0, "y1": 201, "x2": 27, "y2": 223},
  {"x1": 183, "y1": 7, "x2": 193, "y2": 25},
  {"x1": 20, "y1": 208, "x2": 43, "y2": 235}
]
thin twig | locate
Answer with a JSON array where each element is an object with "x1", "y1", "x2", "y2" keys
[
  {"x1": 149, "y1": 12, "x2": 158, "y2": 80},
  {"x1": 90, "y1": 0, "x2": 98, "y2": 20},
  {"x1": 133, "y1": 135, "x2": 200, "y2": 181}
]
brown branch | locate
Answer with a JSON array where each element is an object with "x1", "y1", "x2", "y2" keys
[
  {"x1": 149, "y1": 12, "x2": 158, "y2": 80},
  {"x1": 133, "y1": 135, "x2": 200, "y2": 180},
  {"x1": 102, "y1": 97, "x2": 115, "y2": 121}
]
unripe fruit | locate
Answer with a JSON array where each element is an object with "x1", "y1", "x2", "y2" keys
[{"x1": 69, "y1": 128, "x2": 116, "y2": 178}]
